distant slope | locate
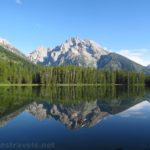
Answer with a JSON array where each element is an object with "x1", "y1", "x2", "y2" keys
[
  {"x1": 0, "y1": 45, "x2": 36, "y2": 71},
  {"x1": 97, "y1": 53, "x2": 150, "y2": 74},
  {"x1": 147, "y1": 65, "x2": 150, "y2": 69},
  {"x1": 0, "y1": 46, "x2": 29, "y2": 64},
  {"x1": 0, "y1": 38, "x2": 27, "y2": 59},
  {"x1": 0, "y1": 45, "x2": 37, "y2": 84}
]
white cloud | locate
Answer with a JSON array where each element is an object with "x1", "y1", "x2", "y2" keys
[
  {"x1": 118, "y1": 49, "x2": 150, "y2": 66},
  {"x1": 16, "y1": 0, "x2": 22, "y2": 5},
  {"x1": 117, "y1": 101, "x2": 150, "y2": 118}
]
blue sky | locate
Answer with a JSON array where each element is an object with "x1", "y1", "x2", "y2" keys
[{"x1": 0, "y1": 0, "x2": 150, "y2": 66}]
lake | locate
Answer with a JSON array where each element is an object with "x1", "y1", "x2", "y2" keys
[{"x1": 0, "y1": 86, "x2": 150, "y2": 150}]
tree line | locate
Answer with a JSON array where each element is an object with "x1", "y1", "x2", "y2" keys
[
  {"x1": 0, "y1": 59, "x2": 149, "y2": 85},
  {"x1": 0, "y1": 85, "x2": 146, "y2": 113}
]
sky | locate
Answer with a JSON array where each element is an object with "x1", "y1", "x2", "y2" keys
[{"x1": 0, "y1": 0, "x2": 150, "y2": 66}]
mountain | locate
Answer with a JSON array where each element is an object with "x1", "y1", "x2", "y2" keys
[
  {"x1": 28, "y1": 47, "x2": 50, "y2": 64},
  {"x1": 0, "y1": 39, "x2": 36, "y2": 84},
  {"x1": 26, "y1": 99, "x2": 147, "y2": 129},
  {"x1": 28, "y1": 38, "x2": 150, "y2": 73},
  {"x1": 0, "y1": 44, "x2": 32, "y2": 65},
  {"x1": 1, "y1": 37, "x2": 149, "y2": 74},
  {"x1": 147, "y1": 65, "x2": 150, "y2": 69},
  {"x1": 0, "y1": 38, "x2": 33, "y2": 66},
  {"x1": 97, "y1": 53, "x2": 149, "y2": 73},
  {"x1": 0, "y1": 99, "x2": 146, "y2": 129},
  {"x1": 0, "y1": 38, "x2": 27, "y2": 59},
  {"x1": 29, "y1": 38, "x2": 108, "y2": 67}
]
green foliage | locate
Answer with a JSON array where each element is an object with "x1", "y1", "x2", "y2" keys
[
  {"x1": 0, "y1": 46, "x2": 147, "y2": 85},
  {"x1": 0, "y1": 85, "x2": 146, "y2": 117},
  {"x1": 145, "y1": 75, "x2": 150, "y2": 85},
  {"x1": 0, "y1": 60, "x2": 146, "y2": 85}
]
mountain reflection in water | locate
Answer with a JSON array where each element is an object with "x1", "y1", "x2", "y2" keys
[{"x1": 0, "y1": 86, "x2": 150, "y2": 150}]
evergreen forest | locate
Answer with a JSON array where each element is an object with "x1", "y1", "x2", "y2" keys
[{"x1": 0, "y1": 46, "x2": 150, "y2": 86}]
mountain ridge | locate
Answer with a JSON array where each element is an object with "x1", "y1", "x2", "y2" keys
[
  {"x1": 0, "y1": 37, "x2": 149, "y2": 74},
  {"x1": 29, "y1": 38, "x2": 108, "y2": 68},
  {"x1": 147, "y1": 65, "x2": 150, "y2": 69},
  {"x1": 28, "y1": 37, "x2": 150, "y2": 74},
  {"x1": 0, "y1": 38, "x2": 27, "y2": 59},
  {"x1": 97, "y1": 52, "x2": 149, "y2": 73}
]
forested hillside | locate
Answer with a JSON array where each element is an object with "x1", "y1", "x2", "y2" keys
[
  {"x1": 0, "y1": 46, "x2": 29, "y2": 63},
  {"x1": 0, "y1": 46, "x2": 149, "y2": 85},
  {"x1": 0, "y1": 46, "x2": 36, "y2": 83}
]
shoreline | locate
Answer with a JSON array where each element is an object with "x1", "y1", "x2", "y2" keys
[{"x1": 0, "y1": 83, "x2": 145, "y2": 87}]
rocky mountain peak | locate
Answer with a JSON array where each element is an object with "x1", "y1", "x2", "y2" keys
[
  {"x1": 25, "y1": 101, "x2": 108, "y2": 129},
  {"x1": 36, "y1": 47, "x2": 47, "y2": 52},
  {"x1": 0, "y1": 38, "x2": 14, "y2": 50},
  {"x1": 67, "y1": 37, "x2": 82, "y2": 44},
  {"x1": 64, "y1": 37, "x2": 104, "y2": 51},
  {"x1": 0, "y1": 38, "x2": 11, "y2": 46},
  {"x1": 28, "y1": 37, "x2": 109, "y2": 67},
  {"x1": 28, "y1": 47, "x2": 49, "y2": 63}
]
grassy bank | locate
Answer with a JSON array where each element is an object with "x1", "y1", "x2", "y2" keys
[
  {"x1": 0, "y1": 83, "x2": 145, "y2": 87},
  {"x1": 0, "y1": 84, "x2": 41, "y2": 87}
]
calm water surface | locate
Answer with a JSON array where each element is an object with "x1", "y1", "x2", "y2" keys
[{"x1": 0, "y1": 86, "x2": 150, "y2": 150}]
